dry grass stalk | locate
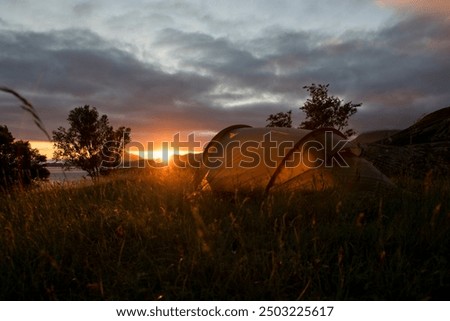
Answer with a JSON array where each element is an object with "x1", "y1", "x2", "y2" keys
[{"x1": 0, "y1": 86, "x2": 51, "y2": 140}]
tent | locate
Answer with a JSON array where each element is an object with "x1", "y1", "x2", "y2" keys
[{"x1": 187, "y1": 125, "x2": 393, "y2": 194}]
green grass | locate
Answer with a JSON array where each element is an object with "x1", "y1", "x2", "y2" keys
[{"x1": 1, "y1": 168, "x2": 449, "y2": 300}]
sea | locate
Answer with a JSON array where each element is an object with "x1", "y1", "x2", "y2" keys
[{"x1": 47, "y1": 167, "x2": 88, "y2": 182}]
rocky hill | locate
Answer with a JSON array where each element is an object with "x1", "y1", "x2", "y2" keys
[{"x1": 359, "y1": 107, "x2": 450, "y2": 179}]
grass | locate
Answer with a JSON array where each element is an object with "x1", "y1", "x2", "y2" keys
[{"x1": 0, "y1": 167, "x2": 449, "y2": 300}]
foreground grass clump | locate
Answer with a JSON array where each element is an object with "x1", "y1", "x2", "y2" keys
[{"x1": 0, "y1": 168, "x2": 449, "y2": 300}]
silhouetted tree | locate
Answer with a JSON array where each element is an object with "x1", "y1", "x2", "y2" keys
[
  {"x1": 299, "y1": 83, "x2": 361, "y2": 137},
  {"x1": 52, "y1": 105, "x2": 131, "y2": 178},
  {"x1": 266, "y1": 110, "x2": 293, "y2": 128},
  {"x1": 0, "y1": 125, "x2": 49, "y2": 188}
]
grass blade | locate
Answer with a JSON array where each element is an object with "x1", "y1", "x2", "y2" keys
[{"x1": 0, "y1": 86, "x2": 51, "y2": 141}]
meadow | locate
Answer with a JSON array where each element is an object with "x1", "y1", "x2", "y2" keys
[{"x1": 0, "y1": 167, "x2": 449, "y2": 300}]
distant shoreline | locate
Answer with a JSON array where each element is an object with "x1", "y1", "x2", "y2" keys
[
  {"x1": 46, "y1": 167, "x2": 87, "y2": 182},
  {"x1": 45, "y1": 163, "x2": 64, "y2": 167}
]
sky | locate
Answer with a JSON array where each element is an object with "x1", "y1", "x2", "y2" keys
[{"x1": 1, "y1": 0, "x2": 449, "y2": 157}]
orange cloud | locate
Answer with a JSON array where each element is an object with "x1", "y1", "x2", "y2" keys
[
  {"x1": 29, "y1": 141, "x2": 54, "y2": 159},
  {"x1": 377, "y1": 0, "x2": 450, "y2": 17}
]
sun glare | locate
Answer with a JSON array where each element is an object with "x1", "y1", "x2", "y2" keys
[
  {"x1": 29, "y1": 140, "x2": 200, "y2": 163},
  {"x1": 127, "y1": 149, "x2": 193, "y2": 162},
  {"x1": 146, "y1": 149, "x2": 176, "y2": 161}
]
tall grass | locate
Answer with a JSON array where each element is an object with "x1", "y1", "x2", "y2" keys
[
  {"x1": 0, "y1": 87, "x2": 51, "y2": 140},
  {"x1": 1, "y1": 168, "x2": 449, "y2": 300}
]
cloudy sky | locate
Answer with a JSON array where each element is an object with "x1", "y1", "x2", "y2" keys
[{"x1": 1, "y1": 0, "x2": 449, "y2": 156}]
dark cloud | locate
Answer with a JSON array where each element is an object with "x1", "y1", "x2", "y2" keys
[
  {"x1": 72, "y1": 2, "x2": 96, "y2": 16},
  {"x1": 1, "y1": 12, "x2": 449, "y2": 147},
  {"x1": 153, "y1": 13, "x2": 450, "y2": 132},
  {"x1": 0, "y1": 28, "x2": 218, "y2": 141}
]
